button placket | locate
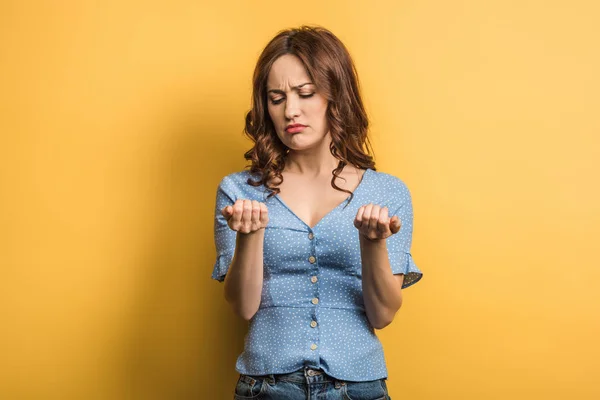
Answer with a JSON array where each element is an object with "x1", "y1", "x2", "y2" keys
[
  {"x1": 308, "y1": 230, "x2": 320, "y2": 355},
  {"x1": 309, "y1": 233, "x2": 319, "y2": 304}
]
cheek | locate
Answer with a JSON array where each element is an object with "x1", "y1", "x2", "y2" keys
[
  {"x1": 267, "y1": 105, "x2": 282, "y2": 122},
  {"x1": 307, "y1": 102, "x2": 328, "y2": 125},
  {"x1": 307, "y1": 97, "x2": 328, "y2": 115}
]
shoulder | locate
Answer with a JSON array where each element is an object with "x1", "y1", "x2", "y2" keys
[
  {"x1": 369, "y1": 168, "x2": 411, "y2": 197},
  {"x1": 367, "y1": 169, "x2": 413, "y2": 213},
  {"x1": 216, "y1": 169, "x2": 265, "y2": 199},
  {"x1": 219, "y1": 168, "x2": 263, "y2": 185},
  {"x1": 218, "y1": 169, "x2": 250, "y2": 186}
]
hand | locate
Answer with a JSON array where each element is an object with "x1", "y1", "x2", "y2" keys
[
  {"x1": 353, "y1": 203, "x2": 401, "y2": 241},
  {"x1": 221, "y1": 199, "x2": 269, "y2": 234}
]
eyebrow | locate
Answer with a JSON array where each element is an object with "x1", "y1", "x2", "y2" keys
[{"x1": 267, "y1": 82, "x2": 313, "y2": 94}]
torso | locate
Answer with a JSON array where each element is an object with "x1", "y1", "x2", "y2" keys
[{"x1": 275, "y1": 165, "x2": 367, "y2": 229}]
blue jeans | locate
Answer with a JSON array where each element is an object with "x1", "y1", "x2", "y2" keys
[{"x1": 233, "y1": 366, "x2": 391, "y2": 399}]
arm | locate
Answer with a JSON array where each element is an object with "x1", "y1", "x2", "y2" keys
[
  {"x1": 360, "y1": 236, "x2": 404, "y2": 329},
  {"x1": 212, "y1": 176, "x2": 267, "y2": 321},
  {"x1": 355, "y1": 178, "x2": 419, "y2": 329},
  {"x1": 223, "y1": 229, "x2": 265, "y2": 321}
]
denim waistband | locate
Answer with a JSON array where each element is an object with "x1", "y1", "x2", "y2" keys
[
  {"x1": 256, "y1": 366, "x2": 338, "y2": 384},
  {"x1": 282, "y1": 366, "x2": 338, "y2": 383}
]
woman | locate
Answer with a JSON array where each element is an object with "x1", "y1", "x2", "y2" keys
[{"x1": 212, "y1": 25, "x2": 423, "y2": 400}]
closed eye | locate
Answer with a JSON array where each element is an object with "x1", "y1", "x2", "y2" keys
[{"x1": 270, "y1": 93, "x2": 314, "y2": 105}]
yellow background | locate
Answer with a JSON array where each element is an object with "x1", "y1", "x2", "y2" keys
[{"x1": 2, "y1": 1, "x2": 599, "y2": 399}]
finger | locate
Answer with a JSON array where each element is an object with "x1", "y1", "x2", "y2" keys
[
  {"x1": 354, "y1": 205, "x2": 366, "y2": 228},
  {"x1": 368, "y1": 204, "x2": 380, "y2": 232},
  {"x1": 259, "y1": 202, "x2": 269, "y2": 226},
  {"x1": 232, "y1": 200, "x2": 244, "y2": 224},
  {"x1": 250, "y1": 200, "x2": 261, "y2": 227},
  {"x1": 221, "y1": 205, "x2": 232, "y2": 219},
  {"x1": 362, "y1": 203, "x2": 373, "y2": 230},
  {"x1": 377, "y1": 206, "x2": 389, "y2": 234},
  {"x1": 391, "y1": 216, "x2": 402, "y2": 234},
  {"x1": 242, "y1": 199, "x2": 252, "y2": 225}
]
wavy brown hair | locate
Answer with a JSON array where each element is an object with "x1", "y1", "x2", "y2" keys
[{"x1": 243, "y1": 25, "x2": 376, "y2": 205}]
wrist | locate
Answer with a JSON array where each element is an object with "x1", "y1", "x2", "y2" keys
[
  {"x1": 237, "y1": 227, "x2": 265, "y2": 237},
  {"x1": 359, "y1": 233, "x2": 387, "y2": 246}
]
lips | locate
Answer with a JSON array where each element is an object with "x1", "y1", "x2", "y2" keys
[{"x1": 286, "y1": 124, "x2": 306, "y2": 133}]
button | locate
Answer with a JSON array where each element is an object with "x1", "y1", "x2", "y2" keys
[
  {"x1": 310, "y1": 320, "x2": 317, "y2": 328},
  {"x1": 308, "y1": 256, "x2": 316, "y2": 263},
  {"x1": 311, "y1": 297, "x2": 319, "y2": 305},
  {"x1": 311, "y1": 276, "x2": 318, "y2": 283},
  {"x1": 310, "y1": 343, "x2": 318, "y2": 350},
  {"x1": 308, "y1": 232, "x2": 314, "y2": 240}
]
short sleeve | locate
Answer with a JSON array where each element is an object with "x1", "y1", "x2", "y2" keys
[
  {"x1": 385, "y1": 178, "x2": 423, "y2": 289},
  {"x1": 211, "y1": 176, "x2": 237, "y2": 282}
]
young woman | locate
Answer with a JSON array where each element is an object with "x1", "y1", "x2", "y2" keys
[{"x1": 212, "y1": 25, "x2": 423, "y2": 400}]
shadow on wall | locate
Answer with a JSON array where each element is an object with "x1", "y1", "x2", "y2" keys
[{"x1": 113, "y1": 96, "x2": 250, "y2": 399}]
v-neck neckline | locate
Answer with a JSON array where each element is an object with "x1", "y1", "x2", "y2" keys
[{"x1": 274, "y1": 168, "x2": 371, "y2": 230}]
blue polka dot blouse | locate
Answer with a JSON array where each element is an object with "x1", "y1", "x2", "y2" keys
[{"x1": 211, "y1": 167, "x2": 423, "y2": 382}]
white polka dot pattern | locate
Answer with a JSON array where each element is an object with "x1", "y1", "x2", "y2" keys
[{"x1": 211, "y1": 168, "x2": 423, "y2": 381}]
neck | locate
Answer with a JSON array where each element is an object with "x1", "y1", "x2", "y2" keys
[{"x1": 283, "y1": 135, "x2": 343, "y2": 176}]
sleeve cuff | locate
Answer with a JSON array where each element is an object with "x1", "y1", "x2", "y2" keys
[
  {"x1": 389, "y1": 251, "x2": 423, "y2": 289},
  {"x1": 211, "y1": 253, "x2": 233, "y2": 282}
]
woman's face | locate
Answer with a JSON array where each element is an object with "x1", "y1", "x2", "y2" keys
[{"x1": 266, "y1": 54, "x2": 329, "y2": 152}]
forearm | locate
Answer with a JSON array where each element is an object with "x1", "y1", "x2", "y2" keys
[
  {"x1": 224, "y1": 229, "x2": 265, "y2": 321},
  {"x1": 359, "y1": 235, "x2": 403, "y2": 329}
]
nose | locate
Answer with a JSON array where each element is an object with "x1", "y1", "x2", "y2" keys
[{"x1": 284, "y1": 95, "x2": 301, "y2": 121}]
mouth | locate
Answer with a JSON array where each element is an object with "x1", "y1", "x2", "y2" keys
[{"x1": 285, "y1": 125, "x2": 306, "y2": 133}]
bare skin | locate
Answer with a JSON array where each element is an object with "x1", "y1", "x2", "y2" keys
[{"x1": 277, "y1": 165, "x2": 366, "y2": 229}]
